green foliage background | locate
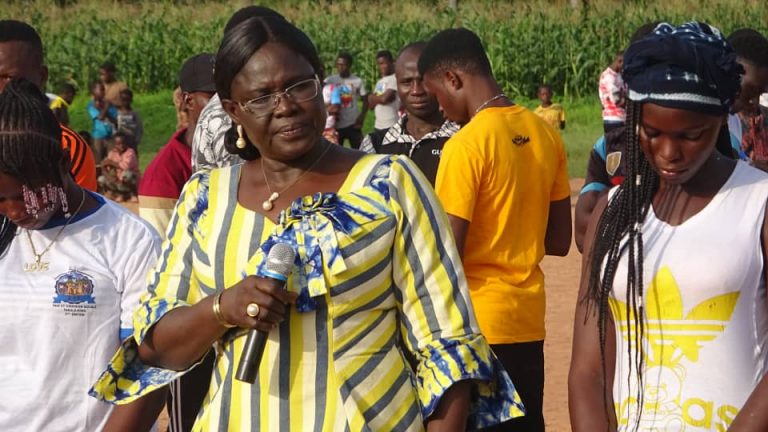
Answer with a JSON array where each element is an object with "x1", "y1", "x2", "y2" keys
[
  {"x1": 7, "y1": 0, "x2": 768, "y2": 176},
  {"x1": 11, "y1": 0, "x2": 768, "y2": 99}
]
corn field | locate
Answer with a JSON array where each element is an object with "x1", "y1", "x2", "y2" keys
[{"x1": 12, "y1": 0, "x2": 768, "y2": 100}]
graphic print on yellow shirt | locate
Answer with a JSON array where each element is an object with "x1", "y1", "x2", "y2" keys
[
  {"x1": 435, "y1": 105, "x2": 570, "y2": 344},
  {"x1": 611, "y1": 266, "x2": 741, "y2": 431}
]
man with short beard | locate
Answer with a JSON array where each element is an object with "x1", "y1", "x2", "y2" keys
[{"x1": 360, "y1": 42, "x2": 458, "y2": 185}]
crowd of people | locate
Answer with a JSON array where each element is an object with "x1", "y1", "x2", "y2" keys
[{"x1": 1, "y1": 5, "x2": 768, "y2": 432}]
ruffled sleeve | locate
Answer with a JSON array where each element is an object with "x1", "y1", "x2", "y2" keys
[
  {"x1": 90, "y1": 171, "x2": 212, "y2": 404},
  {"x1": 388, "y1": 155, "x2": 525, "y2": 428}
]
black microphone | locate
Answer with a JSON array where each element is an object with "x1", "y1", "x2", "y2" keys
[{"x1": 236, "y1": 243, "x2": 295, "y2": 383}]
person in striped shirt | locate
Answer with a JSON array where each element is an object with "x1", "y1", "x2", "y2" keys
[
  {"x1": 0, "y1": 20, "x2": 97, "y2": 192},
  {"x1": 91, "y1": 15, "x2": 523, "y2": 431}
]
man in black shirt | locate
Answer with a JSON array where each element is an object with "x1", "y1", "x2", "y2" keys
[{"x1": 360, "y1": 42, "x2": 458, "y2": 185}]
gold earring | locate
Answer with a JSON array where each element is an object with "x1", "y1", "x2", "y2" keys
[{"x1": 236, "y1": 124, "x2": 247, "y2": 149}]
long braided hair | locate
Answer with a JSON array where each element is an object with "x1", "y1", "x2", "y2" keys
[
  {"x1": 586, "y1": 101, "x2": 734, "y2": 426},
  {"x1": 585, "y1": 22, "x2": 741, "y2": 428},
  {"x1": 0, "y1": 78, "x2": 68, "y2": 257},
  {"x1": 586, "y1": 99, "x2": 658, "y2": 423}
]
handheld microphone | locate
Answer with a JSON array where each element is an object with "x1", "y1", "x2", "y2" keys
[{"x1": 236, "y1": 243, "x2": 295, "y2": 383}]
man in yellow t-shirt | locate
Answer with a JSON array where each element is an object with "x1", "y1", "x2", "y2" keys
[
  {"x1": 533, "y1": 84, "x2": 566, "y2": 130},
  {"x1": 419, "y1": 28, "x2": 572, "y2": 432}
]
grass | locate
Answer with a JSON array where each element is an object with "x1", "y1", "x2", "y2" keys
[
  {"x1": 68, "y1": 91, "x2": 601, "y2": 178},
  {"x1": 69, "y1": 91, "x2": 178, "y2": 169},
  {"x1": 14, "y1": 0, "x2": 767, "y2": 97}
]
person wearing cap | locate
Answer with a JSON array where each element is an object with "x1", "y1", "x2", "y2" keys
[
  {"x1": 139, "y1": 53, "x2": 216, "y2": 238},
  {"x1": 570, "y1": 22, "x2": 768, "y2": 431},
  {"x1": 137, "y1": 53, "x2": 217, "y2": 432}
]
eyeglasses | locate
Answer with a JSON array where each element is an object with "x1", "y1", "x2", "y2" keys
[{"x1": 237, "y1": 76, "x2": 320, "y2": 118}]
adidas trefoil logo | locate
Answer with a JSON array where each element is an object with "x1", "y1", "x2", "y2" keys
[{"x1": 610, "y1": 266, "x2": 740, "y2": 367}]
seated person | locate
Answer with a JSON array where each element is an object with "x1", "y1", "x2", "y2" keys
[{"x1": 98, "y1": 132, "x2": 139, "y2": 202}]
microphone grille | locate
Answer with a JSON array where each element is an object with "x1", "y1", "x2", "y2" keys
[{"x1": 265, "y1": 243, "x2": 296, "y2": 279}]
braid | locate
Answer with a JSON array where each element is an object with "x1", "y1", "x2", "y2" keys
[
  {"x1": 585, "y1": 99, "x2": 658, "y2": 427},
  {"x1": 0, "y1": 78, "x2": 66, "y2": 257}
]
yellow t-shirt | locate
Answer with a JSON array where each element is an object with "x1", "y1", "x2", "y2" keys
[
  {"x1": 534, "y1": 103, "x2": 565, "y2": 131},
  {"x1": 435, "y1": 105, "x2": 570, "y2": 344}
]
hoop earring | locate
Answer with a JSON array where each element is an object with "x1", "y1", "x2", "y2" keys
[{"x1": 236, "y1": 124, "x2": 247, "y2": 149}]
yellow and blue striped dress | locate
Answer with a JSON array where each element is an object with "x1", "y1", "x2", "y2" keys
[{"x1": 91, "y1": 154, "x2": 524, "y2": 430}]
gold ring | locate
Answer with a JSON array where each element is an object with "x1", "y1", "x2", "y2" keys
[{"x1": 246, "y1": 303, "x2": 261, "y2": 318}]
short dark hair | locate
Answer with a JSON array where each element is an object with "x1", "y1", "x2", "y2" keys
[
  {"x1": 99, "y1": 61, "x2": 116, "y2": 73},
  {"x1": 114, "y1": 130, "x2": 135, "y2": 147},
  {"x1": 0, "y1": 20, "x2": 44, "y2": 65},
  {"x1": 59, "y1": 83, "x2": 76, "y2": 95},
  {"x1": 418, "y1": 28, "x2": 492, "y2": 77},
  {"x1": 214, "y1": 16, "x2": 323, "y2": 161},
  {"x1": 538, "y1": 84, "x2": 552, "y2": 92},
  {"x1": 120, "y1": 88, "x2": 133, "y2": 98},
  {"x1": 630, "y1": 22, "x2": 661, "y2": 44},
  {"x1": 376, "y1": 50, "x2": 393, "y2": 61},
  {"x1": 728, "y1": 29, "x2": 768, "y2": 68},
  {"x1": 223, "y1": 6, "x2": 284, "y2": 35},
  {"x1": 398, "y1": 41, "x2": 427, "y2": 58},
  {"x1": 337, "y1": 51, "x2": 353, "y2": 65},
  {"x1": 90, "y1": 81, "x2": 103, "y2": 92}
]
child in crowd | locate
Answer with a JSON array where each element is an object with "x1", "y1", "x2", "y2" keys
[
  {"x1": 534, "y1": 84, "x2": 566, "y2": 130},
  {"x1": 86, "y1": 81, "x2": 117, "y2": 162},
  {"x1": 322, "y1": 82, "x2": 341, "y2": 144},
  {"x1": 49, "y1": 83, "x2": 76, "y2": 126},
  {"x1": 599, "y1": 51, "x2": 626, "y2": 133},
  {"x1": 116, "y1": 88, "x2": 143, "y2": 152},
  {"x1": 98, "y1": 131, "x2": 139, "y2": 202}
]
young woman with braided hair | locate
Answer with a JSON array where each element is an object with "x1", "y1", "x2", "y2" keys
[
  {"x1": 570, "y1": 23, "x2": 768, "y2": 431},
  {"x1": 0, "y1": 79, "x2": 165, "y2": 431}
]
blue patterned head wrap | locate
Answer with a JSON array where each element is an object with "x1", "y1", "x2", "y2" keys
[{"x1": 623, "y1": 22, "x2": 743, "y2": 115}]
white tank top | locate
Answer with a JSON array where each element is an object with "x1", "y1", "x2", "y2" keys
[{"x1": 609, "y1": 162, "x2": 768, "y2": 431}]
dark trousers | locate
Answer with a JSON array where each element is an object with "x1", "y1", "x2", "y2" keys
[
  {"x1": 166, "y1": 350, "x2": 215, "y2": 432},
  {"x1": 337, "y1": 125, "x2": 363, "y2": 149},
  {"x1": 483, "y1": 341, "x2": 545, "y2": 432}
]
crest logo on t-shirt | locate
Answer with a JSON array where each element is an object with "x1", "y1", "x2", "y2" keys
[
  {"x1": 606, "y1": 151, "x2": 622, "y2": 176},
  {"x1": 53, "y1": 269, "x2": 96, "y2": 305}
]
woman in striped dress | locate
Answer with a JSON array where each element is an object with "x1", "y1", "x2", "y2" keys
[{"x1": 91, "y1": 15, "x2": 522, "y2": 431}]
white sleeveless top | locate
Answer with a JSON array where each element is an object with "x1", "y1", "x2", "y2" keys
[{"x1": 610, "y1": 162, "x2": 768, "y2": 431}]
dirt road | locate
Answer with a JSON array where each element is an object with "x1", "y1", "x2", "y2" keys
[{"x1": 540, "y1": 178, "x2": 584, "y2": 431}]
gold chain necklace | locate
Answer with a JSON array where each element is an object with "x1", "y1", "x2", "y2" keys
[
  {"x1": 473, "y1": 93, "x2": 507, "y2": 116},
  {"x1": 23, "y1": 188, "x2": 87, "y2": 273},
  {"x1": 260, "y1": 142, "x2": 333, "y2": 211}
]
